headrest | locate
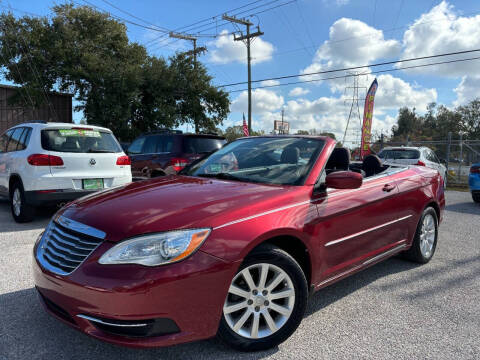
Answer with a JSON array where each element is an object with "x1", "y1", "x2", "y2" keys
[
  {"x1": 326, "y1": 147, "x2": 350, "y2": 170},
  {"x1": 280, "y1": 146, "x2": 300, "y2": 164}
]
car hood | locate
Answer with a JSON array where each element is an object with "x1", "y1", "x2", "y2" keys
[{"x1": 59, "y1": 176, "x2": 306, "y2": 242}]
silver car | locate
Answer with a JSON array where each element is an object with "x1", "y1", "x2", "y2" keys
[{"x1": 377, "y1": 146, "x2": 447, "y2": 187}]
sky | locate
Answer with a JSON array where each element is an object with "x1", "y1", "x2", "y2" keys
[{"x1": 4, "y1": 0, "x2": 480, "y2": 144}]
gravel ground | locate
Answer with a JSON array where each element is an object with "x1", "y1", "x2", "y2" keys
[{"x1": 0, "y1": 191, "x2": 479, "y2": 360}]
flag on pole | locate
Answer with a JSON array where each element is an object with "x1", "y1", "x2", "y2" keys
[
  {"x1": 360, "y1": 78, "x2": 378, "y2": 159},
  {"x1": 242, "y1": 113, "x2": 249, "y2": 136}
]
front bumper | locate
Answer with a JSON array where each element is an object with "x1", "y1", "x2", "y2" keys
[{"x1": 33, "y1": 241, "x2": 239, "y2": 348}]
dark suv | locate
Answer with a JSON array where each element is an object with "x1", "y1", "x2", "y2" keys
[{"x1": 127, "y1": 130, "x2": 226, "y2": 180}]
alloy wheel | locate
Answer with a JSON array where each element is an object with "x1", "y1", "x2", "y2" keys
[
  {"x1": 223, "y1": 263, "x2": 295, "y2": 339},
  {"x1": 12, "y1": 188, "x2": 21, "y2": 217},
  {"x1": 419, "y1": 213, "x2": 436, "y2": 258}
]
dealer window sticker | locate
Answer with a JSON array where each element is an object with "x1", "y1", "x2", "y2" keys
[{"x1": 59, "y1": 129, "x2": 101, "y2": 138}]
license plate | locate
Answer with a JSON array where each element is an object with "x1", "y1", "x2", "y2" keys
[{"x1": 82, "y1": 179, "x2": 104, "y2": 190}]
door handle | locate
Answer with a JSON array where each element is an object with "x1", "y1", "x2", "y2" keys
[{"x1": 383, "y1": 184, "x2": 395, "y2": 192}]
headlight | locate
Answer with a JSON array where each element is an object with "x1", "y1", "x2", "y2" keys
[{"x1": 98, "y1": 228, "x2": 211, "y2": 266}]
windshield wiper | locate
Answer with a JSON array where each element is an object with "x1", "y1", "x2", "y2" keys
[
  {"x1": 86, "y1": 149, "x2": 114, "y2": 153},
  {"x1": 197, "y1": 172, "x2": 244, "y2": 181}
]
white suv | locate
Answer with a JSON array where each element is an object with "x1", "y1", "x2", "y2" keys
[
  {"x1": 377, "y1": 146, "x2": 447, "y2": 186},
  {"x1": 0, "y1": 122, "x2": 132, "y2": 222}
]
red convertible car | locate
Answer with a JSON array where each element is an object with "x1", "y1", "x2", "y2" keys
[{"x1": 33, "y1": 136, "x2": 444, "y2": 351}]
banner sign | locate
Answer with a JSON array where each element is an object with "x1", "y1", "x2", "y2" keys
[{"x1": 360, "y1": 78, "x2": 378, "y2": 159}]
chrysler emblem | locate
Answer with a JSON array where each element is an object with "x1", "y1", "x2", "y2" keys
[{"x1": 89, "y1": 158, "x2": 96, "y2": 166}]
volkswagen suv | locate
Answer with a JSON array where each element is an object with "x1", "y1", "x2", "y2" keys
[{"x1": 0, "y1": 122, "x2": 132, "y2": 222}]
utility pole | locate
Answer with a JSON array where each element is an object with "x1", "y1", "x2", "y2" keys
[
  {"x1": 169, "y1": 32, "x2": 207, "y2": 133},
  {"x1": 169, "y1": 32, "x2": 207, "y2": 69},
  {"x1": 222, "y1": 14, "x2": 264, "y2": 134}
]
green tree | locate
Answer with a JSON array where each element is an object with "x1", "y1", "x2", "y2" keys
[
  {"x1": 223, "y1": 125, "x2": 264, "y2": 142},
  {"x1": 296, "y1": 130, "x2": 309, "y2": 135},
  {"x1": 169, "y1": 54, "x2": 229, "y2": 134},
  {"x1": 456, "y1": 98, "x2": 480, "y2": 139},
  {"x1": 0, "y1": 3, "x2": 229, "y2": 140}
]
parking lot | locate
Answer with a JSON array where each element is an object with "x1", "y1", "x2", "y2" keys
[{"x1": 0, "y1": 190, "x2": 478, "y2": 360}]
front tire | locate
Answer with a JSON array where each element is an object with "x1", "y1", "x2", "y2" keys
[
  {"x1": 403, "y1": 207, "x2": 438, "y2": 263},
  {"x1": 10, "y1": 181, "x2": 34, "y2": 223},
  {"x1": 472, "y1": 193, "x2": 480, "y2": 203},
  {"x1": 218, "y1": 244, "x2": 308, "y2": 351}
]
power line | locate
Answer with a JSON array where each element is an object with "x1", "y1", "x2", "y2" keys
[
  {"x1": 98, "y1": 0, "x2": 169, "y2": 31},
  {"x1": 225, "y1": 55, "x2": 480, "y2": 93},
  {"x1": 79, "y1": 0, "x2": 170, "y2": 33},
  {"x1": 216, "y1": 48, "x2": 480, "y2": 87},
  {"x1": 250, "y1": 8, "x2": 480, "y2": 62},
  {"x1": 146, "y1": 0, "x2": 293, "y2": 50},
  {"x1": 142, "y1": 1, "x2": 277, "y2": 47}
]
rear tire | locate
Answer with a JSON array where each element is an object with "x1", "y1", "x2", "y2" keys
[
  {"x1": 10, "y1": 181, "x2": 34, "y2": 223},
  {"x1": 472, "y1": 193, "x2": 480, "y2": 203},
  {"x1": 218, "y1": 244, "x2": 308, "y2": 351},
  {"x1": 403, "y1": 207, "x2": 438, "y2": 263}
]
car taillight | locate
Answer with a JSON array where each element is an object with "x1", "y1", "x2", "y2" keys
[
  {"x1": 27, "y1": 154, "x2": 64, "y2": 166},
  {"x1": 116, "y1": 155, "x2": 131, "y2": 166},
  {"x1": 416, "y1": 160, "x2": 426, "y2": 166},
  {"x1": 170, "y1": 158, "x2": 188, "y2": 172},
  {"x1": 471, "y1": 166, "x2": 480, "y2": 174}
]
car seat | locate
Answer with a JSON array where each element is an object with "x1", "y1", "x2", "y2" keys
[
  {"x1": 325, "y1": 148, "x2": 350, "y2": 174},
  {"x1": 362, "y1": 154, "x2": 383, "y2": 177}
]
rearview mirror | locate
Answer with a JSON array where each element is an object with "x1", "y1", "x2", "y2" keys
[{"x1": 325, "y1": 171, "x2": 363, "y2": 189}]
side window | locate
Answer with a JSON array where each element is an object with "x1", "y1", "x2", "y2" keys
[
  {"x1": 157, "y1": 135, "x2": 174, "y2": 153},
  {"x1": 16, "y1": 128, "x2": 28, "y2": 151},
  {"x1": 0, "y1": 131, "x2": 11, "y2": 153},
  {"x1": 142, "y1": 136, "x2": 158, "y2": 154},
  {"x1": 426, "y1": 150, "x2": 436, "y2": 162},
  {"x1": 128, "y1": 137, "x2": 146, "y2": 154},
  {"x1": 7, "y1": 128, "x2": 23, "y2": 152}
]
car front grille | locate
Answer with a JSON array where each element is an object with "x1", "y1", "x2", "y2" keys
[{"x1": 37, "y1": 215, "x2": 106, "y2": 275}]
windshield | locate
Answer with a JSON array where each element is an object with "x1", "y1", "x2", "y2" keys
[
  {"x1": 41, "y1": 128, "x2": 122, "y2": 153},
  {"x1": 184, "y1": 137, "x2": 325, "y2": 185},
  {"x1": 378, "y1": 149, "x2": 420, "y2": 160}
]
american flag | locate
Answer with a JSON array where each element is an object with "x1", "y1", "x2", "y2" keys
[{"x1": 242, "y1": 113, "x2": 249, "y2": 136}]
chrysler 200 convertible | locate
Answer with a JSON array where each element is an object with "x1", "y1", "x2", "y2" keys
[{"x1": 33, "y1": 136, "x2": 444, "y2": 351}]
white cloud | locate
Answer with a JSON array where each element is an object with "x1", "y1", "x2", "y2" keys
[
  {"x1": 453, "y1": 76, "x2": 480, "y2": 106},
  {"x1": 398, "y1": 1, "x2": 480, "y2": 77},
  {"x1": 238, "y1": 74, "x2": 436, "y2": 140},
  {"x1": 375, "y1": 74, "x2": 437, "y2": 111},
  {"x1": 261, "y1": 80, "x2": 280, "y2": 87},
  {"x1": 289, "y1": 87, "x2": 310, "y2": 97},
  {"x1": 208, "y1": 30, "x2": 274, "y2": 65},
  {"x1": 230, "y1": 89, "x2": 284, "y2": 114},
  {"x1": 300, "y1": 18, "x2": 400, "y2": 87}
]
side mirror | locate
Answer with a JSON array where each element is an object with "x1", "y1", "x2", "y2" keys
[{"x1": 325, "y1": 171, "x2": 363, "y2": 189}]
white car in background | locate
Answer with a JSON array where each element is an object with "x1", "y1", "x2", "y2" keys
[
  {"x1": 377, "y1": 146, "x2": 447, "y2": 187},
  {"x1": 0, "y1": 122, "x2": 132, "y2": 222}
]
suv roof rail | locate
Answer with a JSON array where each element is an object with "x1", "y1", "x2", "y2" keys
[
  {"x1": 196, "y1": 131, "x2": 221, "y2": 136},
  {"x1": 145, "y1": 129, "x2": 183, "y2": 135},
  {"x1": 24, "y1": 120, "x2": 47, "y2": 124}
]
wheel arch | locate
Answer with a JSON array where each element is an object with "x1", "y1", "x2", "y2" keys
[
  {"x1": 247, "y1": 234, "x2": 313, "y2": 289},
  {"x1": 8, "y1": 173, "x2": 24, "y2": 196},
  {"x1": 425, "y1": 200, "x2": 441, "y2": 221}
]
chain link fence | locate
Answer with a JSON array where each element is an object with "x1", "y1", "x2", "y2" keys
[{"x1": 372, "y1": 135, "x2": 480, "y2": 187}]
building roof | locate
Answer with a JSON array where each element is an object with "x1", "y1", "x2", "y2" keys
[{"x1": 0, "y1": 84, "x2": 74, "y2": 97}]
